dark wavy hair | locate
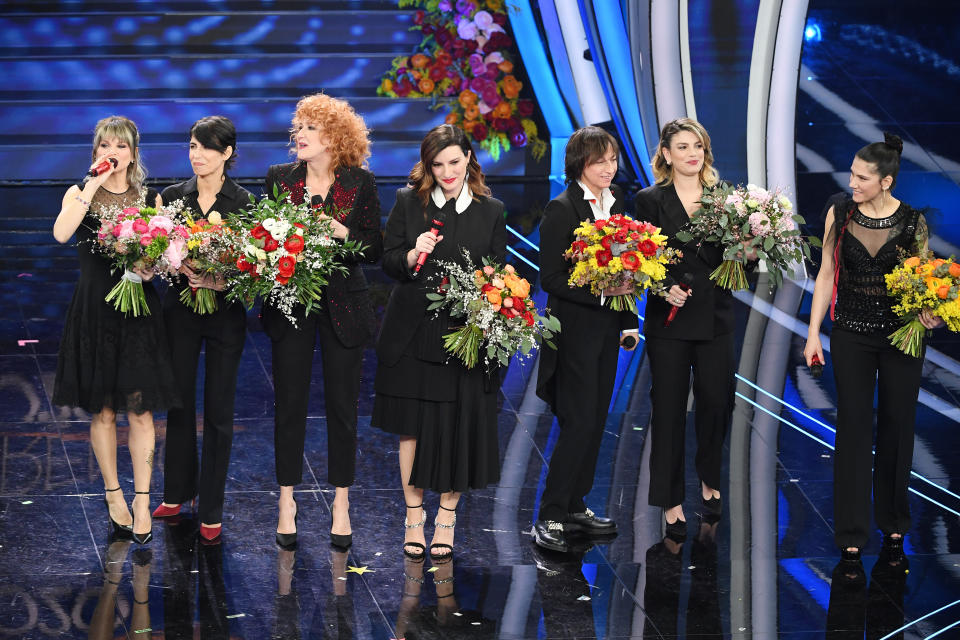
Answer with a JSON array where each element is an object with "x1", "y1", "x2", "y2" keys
[
  {"x1": 190, "y1": 115, "x2": 238, "y2": 171},
  {"x1": 564, "y1": 126, "x2": 619, "y2": 184},
  {"x1": 408, "y1": 124, "x2": 490, "y2": 209},
  {"x1": 854, "y1": 131, "x2": 903, "y2": 188}
]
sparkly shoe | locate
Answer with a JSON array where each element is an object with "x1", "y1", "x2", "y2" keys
[
  {"x1": 429, "y1": 504, "x2": 457, "y2": 561},
  {"x1": 403, "y1": 503, "x2": 426, "y2": 560}
]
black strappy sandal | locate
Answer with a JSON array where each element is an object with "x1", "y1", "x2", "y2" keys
[
  {"x1": 403, "y1": 503, "x2": 426, "y2": 560},
  {"x1": 429, "y1": 504, "x2": 457, "y2": 561}
]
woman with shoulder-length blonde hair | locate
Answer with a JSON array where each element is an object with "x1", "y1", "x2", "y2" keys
[
  {"x1": 373, "y1": 124, "x2": 505, "y2": 561},
  {"x1": 635, "y1": 117, "x2": 752, "y2": 540},
  {"x1": 53, "y1": 115, "x2": 178, "y2": 545},
  {"x1": 263, "y1": 93, "x2": 384, "y2": 551}
]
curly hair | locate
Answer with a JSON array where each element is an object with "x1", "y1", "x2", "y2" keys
[
  {"x1": 408, "y1": 124, "x2": 491, "y2": 211},
  {"x1": 92, "y1": 115, "x2": 147, "y2": 190},
  {"x1": 290, "y1": 93, "x2": 371, "y2": 169},
  {"x1": 651, "y1": 118, "x2": 718, "y2": 187}
]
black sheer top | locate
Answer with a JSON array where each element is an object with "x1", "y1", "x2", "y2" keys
[{"x1": 833, "y1": 199, "x2": 926, "y2": 335}]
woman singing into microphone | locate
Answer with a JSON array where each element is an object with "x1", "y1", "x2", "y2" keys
[
  {"x1": 53, "y1": 115, "x2": 178, "y2": 545},
  {"x1": 264, "y1": 93, "x2": 383, "y2": 550},
  {"x1": 635, "y1": 118, "x2": 749, "y2": 539},
  {"x1": 152, "y1": 116, "x2": 252, "y2": 544},
  {"x1": 373, "y1": 124, "x2": 506, "y2": 560}
]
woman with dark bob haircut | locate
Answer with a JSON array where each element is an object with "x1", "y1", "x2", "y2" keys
[
  {"x1": 264, "y1": 93, "x2": 384, "y2": 551},
  {"x1": 152, "y1": 116, "x2": 253, "y2": 544},
  {"x1": 373, "y1": 124, "x2": 506, "y2": 561},
  {"x1": 533, "y1": 125, "x2": 638, "y2": 553},
  {"x1": 805, "y1": 133, "x2": 941, "y2": 565}
]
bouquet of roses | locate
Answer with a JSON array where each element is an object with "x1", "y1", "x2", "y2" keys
[
  {"x1": 93, "y1": 200, "x2": 190, "y2": 316},
  {"x1": 426, "y1": 251, "x2": 560, "y2": 369},
  {"x1": 565, "y1": 213, "x2": 681, "y2": 314},
  {"x1": 179, "y1": 209, "x2": 238, "y2": 314},
  {"x1": 885, "y1": 254, "x2": 960, "y2": 357},
  {"x1": 226, "y1": 188, "x2": 365, "y2": 327},
  {"x1": 676, "y1": 184, "x2": 819, "y2": 290}
]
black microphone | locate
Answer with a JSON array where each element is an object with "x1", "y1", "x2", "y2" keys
[
  {"x1": 412, "y1": 211, "x2": 446, "y2": 278},
  {"x1": 87, "y1": 157, "x2": 118, "y2": 177},
  {"x1": 663, "y1": 272, "x2": 694, "y2": 328},
  {"x1": 620, "y1": 334, "x2": 638, "y2": 349},
  {"x1": 810, "y1": 354, "x2": 824, "y2": 379}
]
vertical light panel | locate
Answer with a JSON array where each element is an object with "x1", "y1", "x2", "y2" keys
[
  {"x1": 746, "y1": 0, "x2": 782, "y2": 186},
  {"x1": 678, "y1": 0, "x2": 697, "y2": 122},
  {"x1": 650, "y1": 0, "x2": 687, "y2": 124},
  {"x1": 553, "y1": 0, "x2": 611, "y2": 126}
]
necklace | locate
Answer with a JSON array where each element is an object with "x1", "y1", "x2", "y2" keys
[{"x1": 853, "y1": 205, "x2": 903, "y2": 229}]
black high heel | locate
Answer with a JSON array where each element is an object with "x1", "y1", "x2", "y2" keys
[
  {"x1": 664, "y1": 511, "x2": 687, "y2": 541},
  {"x1": 330, "y1": 501, "x2": 352, "y2": 550},
  {"x1": 131, "y1": 491, "x2": 153, "y2": 545},
  {"x1": 403, "y1": 503, "x2": 426, "y2": 560},
  {"x1": 429, "y1": 504, "x2": 457, "y2": 561},
  {"x1": 276, "y1": 495, "x2": 299, "y2": 549},
  {"x1": 840, "y1": 546, "x2": 862, "y2": 563},
  {"x1": 104, "y1": 486, "x2": 133, "y2": 536}
]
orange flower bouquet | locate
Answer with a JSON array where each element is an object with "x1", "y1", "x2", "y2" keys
[
  {"x1": 884, "y1": 254, "x2": 960, "y2": 356},
  {"x1": 179, "y1": 209, "x2": 237, "y2": 314},
  {"x1": 426, "y1": 250, "x2": 560, "y2": 369}
]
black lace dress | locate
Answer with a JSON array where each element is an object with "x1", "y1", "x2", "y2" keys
[{"x1": 53, "y1": 186, "x2": 179, "y2": 415}]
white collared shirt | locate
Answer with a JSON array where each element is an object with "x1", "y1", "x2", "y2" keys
[
  {"x1": 577, "y1": 180, "x2": 614, "y2": 220},
  {"x1": 432, "y1": 182, "x2": 473, "y2": 213}
]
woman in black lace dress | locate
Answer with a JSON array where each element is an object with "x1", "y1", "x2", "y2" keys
[
  {"x1": 53, "y1": 116, "x2": 178, "y2": 544},
  {"x1": 804, "y1": 133, "x2": 942, "y2": 563}
]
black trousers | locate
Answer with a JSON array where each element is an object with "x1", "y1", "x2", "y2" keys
[
  {"x1": 831, "y1": 328, "x2": 923, "y2": 549},
  {"x1": 538, "y1": 315, "x2": 621, "y2": 522},
  {"x1": 271, "y1": 307, "x2": 362, "y2": 487},
  {"x1": 646, "y1": 332, "x2": 735, "y2": 508},
  {"x1": 162, "y1": 298, "x2": 245, "y2": 524}
]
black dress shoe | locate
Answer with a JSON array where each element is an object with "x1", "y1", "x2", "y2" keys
[
  {"x1": 566, "y1": 508, "x2": 617, "y2": 534},
  {"x1": 533, "y1": 520, "x2": 569, "y2": 553}
]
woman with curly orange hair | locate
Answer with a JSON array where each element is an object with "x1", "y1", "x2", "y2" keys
[{"x1": 263, "y1": 93, "x2": 383, "y2": 550}]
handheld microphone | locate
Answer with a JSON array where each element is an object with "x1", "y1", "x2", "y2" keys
[
  {"x1": 810, "y1": 354, "x2": 824, "y2": 379},
  {"x1": 620, "y1": 334, "x2": 638, "y2": 349},
  {"x1": 663, "y1": 272, "x2": 694, "y2": 328},
  {"x1": 412, "y1": 212, "x2": 446, "y2": 278},
  {"x1": 88, "y1": 157, "x2": 118, "y2": 177}
]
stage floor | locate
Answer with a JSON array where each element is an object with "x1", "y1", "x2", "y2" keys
[{"x1": 2, "y1": 272, "x2": 960, "y2": 639}]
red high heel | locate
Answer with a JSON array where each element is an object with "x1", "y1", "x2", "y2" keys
[
  {"x1": 152, "y1": 503, "x2": 181, "y2": 518},
  {"x1": 199, "y1": 524, "x2": 222, "y2": 545}
]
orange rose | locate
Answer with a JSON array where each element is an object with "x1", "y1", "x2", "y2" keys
[
  {"x1": 486, "y1": 289, "x2": 502, "y2": 306},
  {"x1": 497, "y1": 60, "x2": 514, "y2": 74},
  {"x1": 904, "y1": 256, "x2": 921, "y2": 268},
  {"x1": 492, "y1": 101, "x2": 512, "y2": 119},
  {"x1": 464, "y1": 103, "x2": 480, "y2": 121},
  {"x1": 418, "y1": 77, "x2": 435, "y2": 94},
  {"x1": 503, "y1": 274, "x2": 530, "y2": 298},
  {"x1": 501, "y1": 75, "x2": 522, "y2": 99},
  {"x1": 411, "y1": 53, "x2": 430, "y2": 69},
  {"x1": 950, "y1": 262, "x2": 960, "y2": 278},
  {"x1": 925, "y1": 276, "x2": 939, "y2": 291},
  {"x1": 938, "y1": 285, "x2": 951, "y2": 299},
  {"x1": 444, "y1": 111, "x2": 459, "y2": 125},
  {"x1": 462, "y1": 119, "x2": 478, "y2": 132},
  {"x1": 458, "y1": 89, "x2": 479, "y2": 107}
]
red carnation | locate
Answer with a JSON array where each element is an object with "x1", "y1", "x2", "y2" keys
[
  {"x1": 593, "y1": 219, "x2": 607, "y2": 230},
  {"x1": 512, "y1": 296, "x2": 525, "y2": 310},
  {"x1": 613, "y1": 228, "x2": 629, "y2": 243},
  {"x1": 250, "y1": 224, "x2": 267, "y2": 239},
  {"x1": 600, "y1": 235, "x2": 613, "y2": 250},
  {"x1": 596, "y1": 249, "x2": 612, "y2": 267},
  {"x1": 472, "y1": 122, "x2": 489, "y2": 142},
  {"x1": 523, "y1": 311, "x2": 535, "y2": 327},
  {"x1": 481, "y1": 283, "x2": 495, "y2": 293},
  {"x1": 263, "y1": 236, "x2": 280, "y2": 252},
  {"x1": 283, "y1": 234, "x2": 305, "y2": 254},
  {"x1": 395, "y1": 76, "x2": 414, "y2": 97},
  {"x1": 429, "y1": 65, "x2": 445, "y2": 82},
  {"x1": 236, "y1": 258, "x2": 252, "y2": 272},
  {"x1": 277, "y1": 255, "x2": 296, "y2": 279},
  {"x1": 571, "y1": 240, "x2": 587, "y2": 254},
  {"x1": 620, "y1": 251, "x2": 640, "y2": 271},
  {"x1": 517, "y1": 99, "x2": 534, "y2": 117},
  {"x1": 638, "y1": 238, "x2": 658, "y2": 257},
  {"x1": 275, "y1": 275, "x2": 290, "y2": 285}
]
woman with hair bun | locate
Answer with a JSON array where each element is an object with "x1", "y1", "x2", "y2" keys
[
  {"x1": 804, "y1": 133, "x2": 941, "y2": 564},
  {"x1": 264, "y1": 94, "x2": 383, "y2": 551},
  {"x1": 152, "y1": 116, "x2": 253, "y2": 544},
  {"x1": 373, "y1": 124, "x2": 506, "y2": 560}
]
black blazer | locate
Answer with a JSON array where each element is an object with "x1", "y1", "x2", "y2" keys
[
  {"x1": 634, "y1": 183, "x2": 734, "y2": 340},
  {"x1": 535, "y1": 182, "x2": 638, "y2": 410},
  {"x1": 262, "y1": 162, "x2": 384, "y2": 347},
  {"x1": 376, "y1": 187, "x2": 506, "y2": 368}
]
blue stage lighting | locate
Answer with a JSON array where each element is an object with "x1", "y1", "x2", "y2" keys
[{"x1": 804, "y1": 22, "x2": 822, "y2": 42}]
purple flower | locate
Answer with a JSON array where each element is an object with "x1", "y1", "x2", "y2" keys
[
  {"x1": 473, "y1": 10, "x2": 494, "y2": 30},
  {"x1": 468, "y1": 53, "x2": 486, "y2": 76},
  {"x1": 457, "y1": 18, "x2": 478, "y2": 40},
  {"x1": 438, "y1": 0, "x2": 452, "y2": 10},
  {"x1": 510, "y1": 128, "x2": 527, "y2": 147},
  {"x1": 481, "y1": 86, "x2": 500, "y2": 107},
  {"x1": 456, "y1": 0, "x2": 476, "y2": 15}
]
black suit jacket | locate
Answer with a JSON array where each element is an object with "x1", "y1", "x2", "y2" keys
[
  {"x1": 261, "y1": 162, "x2": 384, "y2": 347},
  {"x1": 634, "y1": 183, "x2": 734, "y2": 340},
  {"x1": 376, "y1": 187, "x2": 507, "y2": 369},
  {"x1": 535, "y1": 182, "x2": 639, "y2": 410}
]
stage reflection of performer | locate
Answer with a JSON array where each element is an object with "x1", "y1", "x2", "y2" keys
[
  {"x1": 533, "y1": 547, "x2": 596, "y2": 638},
  {"x1": 826, "y1": 548, "x2": 908, "y2": 638}
]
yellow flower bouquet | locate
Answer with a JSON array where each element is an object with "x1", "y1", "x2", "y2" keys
[{"x1": 884, "y1": 254, "x2": 960, "y2": 356}]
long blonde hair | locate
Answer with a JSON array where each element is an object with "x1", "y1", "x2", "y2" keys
[
  {"x1": 651, "y1": 118, "x2": 718, "y2": 187},
  {"x1": 92, "y1": 116, "x2": 147, "y2": 191}
]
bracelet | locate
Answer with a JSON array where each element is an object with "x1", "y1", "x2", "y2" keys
[{"x1": 75, "y1": 194, "x2": 91, "y2": 207}]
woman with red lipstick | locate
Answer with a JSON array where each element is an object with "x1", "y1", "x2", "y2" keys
[
  {"x1": 635, "y1": 118, "x2": 742, "y2": 540},
  {"x1": 53, "y1": 115, "x2": 177, "y2": 545},
  {"x1": 804, "y1": 133, "x2": 938, "y2": 564},
  {"x1": 263, "y1": 93, "x2": 383, "y2": 550},
  {"x1": 152, "y1": 116, "x2": 252, "y2": 544},
  {"x1": 533, "y1": 126, "x2": 639, "y2": 553},
  {"x1": 373, "y1": 124, "x2": 506, "y2": 560}
]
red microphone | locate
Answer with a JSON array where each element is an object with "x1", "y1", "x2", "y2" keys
[
  {"x1": 412, "y1": 213, "x2": 446, "y2": 278},
  {"x1": 87, "y1": 157, "x2": 118, "y2": 177},
  {"x1": 663, "y1": 273, "x2": 694, "y2": 328}
]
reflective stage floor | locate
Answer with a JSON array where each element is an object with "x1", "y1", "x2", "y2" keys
[{"x1": 2, "y1": 269, "x2": 960, "y2": 639}]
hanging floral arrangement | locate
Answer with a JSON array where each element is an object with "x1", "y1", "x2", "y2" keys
[{"x1": 378, "y1": 0, "x2": 547, "y2": 162}]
